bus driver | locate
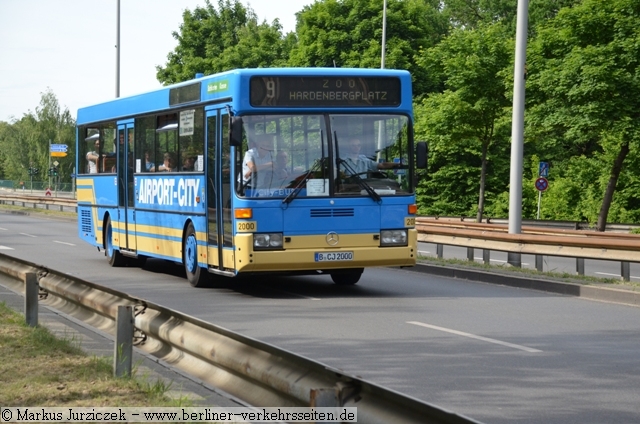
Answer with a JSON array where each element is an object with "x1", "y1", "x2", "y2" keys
[
  {"x1": 86, "y1": 139, "x2": 100, "y2": 174},
  {"x1": 242, "y1": 134, "x2": 274, "y2": 188},
  {"x1": 340, "y1": 138, "x2": 398, "y2": 176}
]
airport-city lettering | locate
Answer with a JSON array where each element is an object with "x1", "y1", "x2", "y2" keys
[{"x1": 138, "y1": 178, "x2": 200, "y2": 207}]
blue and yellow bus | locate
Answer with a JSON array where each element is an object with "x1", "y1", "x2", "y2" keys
[{"x1": 76, "y1": 68, "x2": 427, "y2": 287}]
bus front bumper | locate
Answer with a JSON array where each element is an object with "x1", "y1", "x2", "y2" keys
[{"x1": 233, "y1": 231, "x2": 417, "y2": 273}]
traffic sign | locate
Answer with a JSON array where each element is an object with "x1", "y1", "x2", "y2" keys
[
  {"x1": 535, "y1": 177, "x2": 549, "y2": 192},
  {"x1": 538, "y1": 161, "x2": 549, "y2": 177},
  {"x1": 50, "y1": 152, "x2": 68, "y2": 157},
  {"x1": 50, "y1": 144, "x2": 68, "y2": 152}
]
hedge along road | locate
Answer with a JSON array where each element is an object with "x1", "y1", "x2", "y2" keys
[{"x1": 1, "y1": 210, "x2": 640, "y2": 424}]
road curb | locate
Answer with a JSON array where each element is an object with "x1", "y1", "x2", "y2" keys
[{"x1": 410, "y1": 261, "x2": 640, "y2": 308}]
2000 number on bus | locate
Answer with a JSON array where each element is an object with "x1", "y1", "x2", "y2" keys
[{"x1": 314, "y1": 252, "x2": 354, "y2": 262}]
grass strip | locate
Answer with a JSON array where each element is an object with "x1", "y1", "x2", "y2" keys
[{"x1": 0, "y1": 301, "x2": 191, "y2": 407}]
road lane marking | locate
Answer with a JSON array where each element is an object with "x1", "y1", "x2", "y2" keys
[
  {"x1": 407, "y1": 321, "x2": 542, "y2": 353},
  {"x1": 275, "y1": 289, "x2": 321, "y2": 300},
  {"x1": 0, "y1": 246, "x2": 14, "y2": 250},
  {"x1": 54, "y1": 241, "x2": 76, "y2": 246},
  {"x1": 20, "y1": 233, "x2": 37, "y2": 237}
]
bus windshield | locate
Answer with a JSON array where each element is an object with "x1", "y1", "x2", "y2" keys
[{"x1": 237, "y1": 113, "x2": 412, "y2": 199}]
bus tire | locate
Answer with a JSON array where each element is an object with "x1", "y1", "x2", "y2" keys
[
  {"x1": 105, "y1": 216, "x2": 125, "y2": 267},
  {"x1": 134, "y1": 255, "x2": 147, "y2": 267},
  {"x1": 184, "y1": 222, "x2": 208, "y2": 287},
  {"x1": 330, "y1": 268, "x2": 363, "y2": 285}
]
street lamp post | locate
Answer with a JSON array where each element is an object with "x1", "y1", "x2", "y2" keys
[
  {"x1": 381, "y1": 0, "x2": 387, "y2": 69},
  {"x1": 115, "y1": 0, "x2": 121, "y2": 98},
  {"x1": 507, "y1": 0, "x2": 529, "y2": 268}
]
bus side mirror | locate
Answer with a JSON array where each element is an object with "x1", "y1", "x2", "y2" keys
[
  {"x1": 416, "y1": 142, "x2": 428, "y2": 169},
  {"x1": 229, "y1": 116, "x2": 243, "y2": 147}
]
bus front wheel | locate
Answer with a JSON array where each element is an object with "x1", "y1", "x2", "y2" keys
[
  {"x1": 184, "y1": 223, "x2": 208, "y2": 287},
  {"x1": 105, "y1": 216, "x2": 125, "y2": 267},
  {"x1": 330, "y1": 268, "x2": 363, "y2": 285}
]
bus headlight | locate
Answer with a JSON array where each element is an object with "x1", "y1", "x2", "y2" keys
[
  {"x1": 380, "y1": 229, "x2": 408, "y2": 247},
  {"x1": 253, "y1": 233, "x2": 284, "y2": 250}
]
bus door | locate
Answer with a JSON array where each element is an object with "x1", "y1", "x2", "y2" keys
[
  {"x1": 206, "y1": 109, "x2": 234, "y2": 272},
  {"x1": 116, "y1": 122, "x2": 136, "y2": 252}
]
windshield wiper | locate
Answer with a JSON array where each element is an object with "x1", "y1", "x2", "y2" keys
[
  {"x1": 334, "y1": 132, "x2": 381, "y2": 202},
  {"x1": 337, "y1": 158, "x2": 381, "y2": 202},
  {"x1": 283, "y1": 132, "x2": 327, "y2": 205},
  {"x1": 282, "y1": 158, "x2": 326, "y2": 205}
]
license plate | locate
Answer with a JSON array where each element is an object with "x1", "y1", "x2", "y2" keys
[{"x1": 314, "y1": 251, "x2": 354, "y2": 262}]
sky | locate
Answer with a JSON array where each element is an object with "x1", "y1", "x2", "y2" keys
[{"x1": 0, "y1": 0, "x2": 310, "y2": 123}]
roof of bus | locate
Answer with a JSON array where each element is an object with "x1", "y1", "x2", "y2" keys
[{"x1": 76, "y1": 67, "x2": 413, "y2": 125}]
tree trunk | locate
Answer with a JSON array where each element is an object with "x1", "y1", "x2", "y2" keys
[
  {"x1": 476, "y1": 142, "x2": 488, "y2": 222},
  {"x1": 596, "y1": 141, "x2": 630, "y2": 232}
]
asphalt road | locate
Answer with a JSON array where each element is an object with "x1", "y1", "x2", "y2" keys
[{"x1": 1, "y1": 211, "x2": 639, "y2": 424}]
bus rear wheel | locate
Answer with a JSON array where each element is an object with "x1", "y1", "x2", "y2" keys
[
  {"x1": 330, "y1": 268, "x2": 363, "y2": 285},
  {"x1": 184, "y1": 223, "x2": 209, "y2": 287},
  {"x1": 105, "y1": 216, "x2": 125, "y2": 267}
]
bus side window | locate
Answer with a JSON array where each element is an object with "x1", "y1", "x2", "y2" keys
[
  {"x1": 83, "y1": 131, "x2": 100, "y2": 174},
  {"x1": 156, "y1": 117, "x2": 178, "y2": 169},
  {"x1": 135, "y1": 116, "x2": 156, "y2": 172},
  {"x1": 179, "y1": 109, "x2": 204, "y2": 172}
]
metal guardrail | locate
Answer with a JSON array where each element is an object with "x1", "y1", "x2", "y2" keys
[
  {"x1": 3, "y1": 193, "x2": 639, "y2": 279},
  {"x1": 423, "y1": 215, "x2": 640, "y2": 233},
  {"x1": 416, "y1": 217, "x2": 640, "y2": 281},
  {"x1": 0, "y1": 179, "x2": 74, "y2": 192},
  {"x1": 2, "y1": 192, "x2": 637, "y2": 232},
  {"x1": 0, "y1": 192, "x2": 77, "y2": 213},
  {"x1": 0, "y1": 252, "x2": 481, "y2": 424}
]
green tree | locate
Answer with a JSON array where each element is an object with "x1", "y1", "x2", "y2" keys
[
  {"x1": 0, "y1": 121, "x2": 7, "y2": 180},
  {"x1": 414, "y1": 23, "x2": 513, "y2": 220},
  {"x1": 538, "y1": 134, "x2": 640, "y2": 225},
  {"x1": 156, "y1": 0, "x2": 290, "y2": 84},
  {"x1": 441, "y1": 0, "x2": 517, "y2": 29},
  {"x1": 526, "y1": 0, "x2": 640, "y2": 230},
  {"x1": 0, "y1": 90, "x2": 75, "y2": 186},
  {"x1": 441, "y1": 0, "x2": 579, "y2": 34},
  {"x1": 289, "y1": 0, "x2": 448, "y2": 94},
  {"x1": 0, "y1": 115, "x2": 42, "y2": 185}
]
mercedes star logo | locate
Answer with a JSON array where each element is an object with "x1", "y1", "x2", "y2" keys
[{"x1": 326, "y1": 232, "x2": 339, "y2": 246}]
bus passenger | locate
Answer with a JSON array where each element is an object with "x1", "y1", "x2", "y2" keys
[
  {"x1": 144, "y1": 151, "x2": 155, "y2": 171},
  {"x1": 182, "y1": 156, "x2": 195, "y2": 171},
  {"x1": 86, "y1": 139, "x2": 100, "y2": 173},
  {"x1": 157, "y1": 152, "x2": 177, "y2": 172},
  {"x1": 274, "y1": 151, "x2": 290, "y2": 180},
  {"x1": 340, "y1": 138, "x2": 398, "y2": 176}
]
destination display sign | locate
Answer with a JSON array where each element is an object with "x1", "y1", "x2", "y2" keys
[{"x1": 249, "y1": 76, "x2": 401, "y2": 107}]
